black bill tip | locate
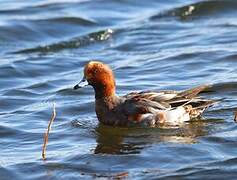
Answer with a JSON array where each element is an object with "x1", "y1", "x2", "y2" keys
[{"x1": 73, "y1": 84, "x2": 80, "y2": 90}]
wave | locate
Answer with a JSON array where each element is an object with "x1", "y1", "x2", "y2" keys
[
  {"x1": 36, "y1": 16, "x2": 96, "y2": 25},
  {"x1": 13, "y1": 28, "x2": 113, "y2": 54},
  {"x1": 150, "y1": 0, "x2": 237, "y2": 21}
]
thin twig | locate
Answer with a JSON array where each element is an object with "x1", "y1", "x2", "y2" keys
[
  {"x1": 234, "y1": 111, "x2": 237, "y2": 122},
  {"x1": 42, "y1": 103, "x2": 56, "y2": 160}
]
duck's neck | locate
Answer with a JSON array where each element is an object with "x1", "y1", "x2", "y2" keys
[{"x1": 93, "y1": 83, "x2": 116, "y2": 99}]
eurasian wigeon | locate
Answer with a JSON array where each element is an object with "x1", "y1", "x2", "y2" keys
[{"x1": 74, "y1": 61, "x2": 216, "y2": 126}]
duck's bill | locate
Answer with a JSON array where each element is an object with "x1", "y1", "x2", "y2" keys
[{"x1": 74, "y1": 77, "x2": 88, "y2": 89}]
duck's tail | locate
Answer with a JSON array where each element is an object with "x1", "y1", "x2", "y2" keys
[
  {"x1": 177, "y1": 84, "x2": 212, "y2": 98},
  {"x1": 184, "y1": 100, "x2": 218, "y2": 119},
  {"x1": 169, "y1": 84, "x2": 218, "y2": 119}
]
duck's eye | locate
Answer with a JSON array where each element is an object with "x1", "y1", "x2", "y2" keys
[{"x1": 92, "y1": 69, "x2": 98, "y2": 75}]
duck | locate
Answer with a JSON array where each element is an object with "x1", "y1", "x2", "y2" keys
[{"x1": 73, "y1": 61, "x2": 216, "y2": 127}]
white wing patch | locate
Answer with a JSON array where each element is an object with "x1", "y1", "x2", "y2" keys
[
  {"x1": 153, "y1": 93, "x2": 177, "y2": 101},
  {"x1": 164, "y1": 107, "x2": 190, "y2": 124},
  {"x1": 139, "y1": 107, "x2": 190, "y2": 126},
  {"x1": 146, "y1": 92, "x2": 176, "y2": 101}
]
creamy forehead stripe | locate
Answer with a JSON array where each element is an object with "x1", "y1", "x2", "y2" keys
[
  {"x1": 87, "y1": 61, "x2": 101, "y2": 66},
  {"x1": 85, "y1": 61, "x2": 103, "y2": 71}
]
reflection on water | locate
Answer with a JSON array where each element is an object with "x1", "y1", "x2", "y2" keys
[
  {"x1": 94, "y1": 120, "x2": 216, "y2": 155},
  {"x1": 94, "y1": 125, "x2": 145, "y2": 154}
]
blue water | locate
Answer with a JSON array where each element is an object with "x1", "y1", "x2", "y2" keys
[{"x1": 1, "y1": 0, "x2": 237, "y2": 179}]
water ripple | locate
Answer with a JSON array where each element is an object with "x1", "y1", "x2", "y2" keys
[
  {"x1": 13, "y1": 29, "x2": 113, "y2": 54},
  {"x1": 151, "y1": 0, "x2": 237, "y2": 21}
]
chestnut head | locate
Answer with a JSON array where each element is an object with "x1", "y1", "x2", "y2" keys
[{"x1": 74, "y1": 61, "x2": 116, "y2": 98}]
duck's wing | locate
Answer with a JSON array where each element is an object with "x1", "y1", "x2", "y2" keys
[
  {"x1": 122, "y1": 84, "x2": 216, "y2": 125},
  {"x1": 121, "y1": 95, "x2": 190, "y2": 126},
  {"x1": 177, "y1": 84, "x2": 211, "y2": 98},
  {"x1": 167, "y1": 84, "x2": 216, "y2": 107},
  {"x1": 123, "y1": 90, "x2": 177, "y2": 108},
  {"x1": 121, "y1": 95, "x2": 166, "y2": 125},
  {"x1": 124, "y1": 84, "x2": 214, "y2": 107}
]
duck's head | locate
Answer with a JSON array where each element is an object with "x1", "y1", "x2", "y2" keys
[{"x1": 74, "y1": 61, "x2": 116, "y2": 98}]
